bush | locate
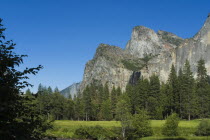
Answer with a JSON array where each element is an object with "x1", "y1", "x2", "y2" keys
[
  {"x1": 195, "y1": 119, "x2": 210, "y2": 136},
  {"x1": 73, "y1": 125, "x2": 118, "y2": 140},
  {"x1": 73, "y1": 126, "x2": 90, "y2": 139},
  {"x1": 131, "y1": 110, "x2": 153, "y2": 139},
  {"x1": 162, "y1": 113, "x2": 179, "y2": 136}
]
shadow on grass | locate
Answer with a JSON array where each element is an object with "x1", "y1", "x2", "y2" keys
[{"x1": 159, "y1": 138, "x2": 186, "y2": 140}]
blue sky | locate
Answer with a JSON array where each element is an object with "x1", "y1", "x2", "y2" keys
[{"x1": 1, "y1": 0, "x2": 210, "y2": 92}]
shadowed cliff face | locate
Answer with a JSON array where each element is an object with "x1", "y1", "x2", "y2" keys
[
  {"x1": 129, "y1": 71, "x2": 141, "y2": 85},
  {"x1": 79, "y1": 14, "x2": 210, "y2": 92}
]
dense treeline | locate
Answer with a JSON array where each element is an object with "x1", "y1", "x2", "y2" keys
[
  {"x1": 26, "y1": 85, "x2": 75, "y2": 121},
  {"x1": 125, "y1": 59, "x2": 210, "y2": 120},
  {"x1": 33, "y1": 58, "x2": 210, "y2": 121}
]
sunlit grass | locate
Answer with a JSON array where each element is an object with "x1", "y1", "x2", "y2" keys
[{"x1": 46, "y1": 119, "x2": 210, "y2": 139}]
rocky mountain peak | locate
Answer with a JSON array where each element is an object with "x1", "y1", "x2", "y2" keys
[
  {"x1": 126, "y1": 26, "x2": 161, "y2": 58},
  {"x1": 194, "y1": 14, "x2": 210, "y2": 43},
  {"x1": 78, "y1": 14, "x2": 210, "y2": 94},
  {"x1": 94, "y1": 43, "x2": 125, "y2": 60},
  {"x1": 157, "y1": 30, "x2": 184, "y2": 47}
]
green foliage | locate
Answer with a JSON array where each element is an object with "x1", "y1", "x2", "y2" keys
[
  {"x1": 131, "y1": 110, "x2": 153, "y2": 138},
  {"x1": 161, "y1": 32, "x2": 183, "y2": 46},
  {"x1": 148, "y1": 74, "x2": 161, "y2": 118},
  {"x1": 121, "y1": 59, "x2": 142, "y2": 71},
  {"x1": 111, "y1": 86, "x2": 117, "y2": 119},
  {"x1": 47, "y1": 120, "x2": 210, "y2": 139},
  {"x1": 196, "y1": 59, "x2": 209, "y2": 118},
  {"x1": 182, "y1": 60, "x2": 197, "y2": 120},
  {"x1": 116, "y1": 94, "x2": 132, "y2": 138},
  {"x1": 195, "y1": 120, "x2": 210, "y2": 136},
  {"x1": 162, "y1": 113, "x2": 179, "y2": 136},
  {"x1": 0, "y1": 18, "x2": 50, "y2": 139},
  {"x1": 100, "y1": 99, "x2": 112, "y2": 121},
  {"x1": 73, "y1": 125, "x2": 118, "y2": 140}
]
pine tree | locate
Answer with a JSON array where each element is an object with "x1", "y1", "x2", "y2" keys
[
  {"x1": 148, "y1": 74, "x2": 161, "y2": 119},
  {"x1": 164, "y1": 83, "x2": 174, "y2": 117},
  {"x1": 100, "y1": 99, "x2": 112, "y2": 120},
  {"x1": 111, "y1": 86, "x2": 117, "y2": 119},
  {"x1": 116, "y1": 86, "x2": 122, "y2": 97},
  {"x1": 74, "y1": 96, "x2": 84, "y2": 120},
  {"x1": 138, "y1": 78, "x2": 150, "y2": 111},
  {"x1": 47, "y1": 86, "x2": 53, "y2": 94},
  {"x1": 167, "y1": 64, "x2": 179, "y2": 114},
  {"x1": 182, "y1": 60, "x2": 196, "y2": 120},
  {"x1": 177, "y1": 68, "x2": 184, "y2": 118},
  {"x1": 103, "y1": 82, "x2": 110, "y2": 101},
  {"x1": 83, "y1": 86, "x2": 92, "y2": 121},
  {"x1": 54, "y1": 87, "x2": 59, "y2": 93},
  {"x1": 25, "y1": 88, "x2": 32, "y2": 96},
  {"x1": 126, "y1": 84, "x2": 136, "y2": 114},
  {"x1": 196, "y1": 59, "x2": 209, "y2": 118}
]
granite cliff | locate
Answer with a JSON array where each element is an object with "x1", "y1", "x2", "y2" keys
[{"x1": 78, "y1": 14, "x2": 210, "y2": 92}]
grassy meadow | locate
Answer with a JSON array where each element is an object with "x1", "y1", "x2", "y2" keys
[{"x1": 46, "y1": 119, "x2": 210, "y2": 139}]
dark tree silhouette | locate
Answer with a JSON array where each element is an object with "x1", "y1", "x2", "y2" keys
[{"x1": 0, "y1": 19, "x2": 50, "y2": 140}]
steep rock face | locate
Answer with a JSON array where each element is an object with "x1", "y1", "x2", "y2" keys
[
  {"x1": 126, "y1": 26, "x2": 162, "y2": 58},
  {"x1": 80, "y1": 44, "x2": 133, "y2": 92},
  {"x1": 80, "y1": 14, "x2": 210, "y2": 92},
  {"x1": 176, "y1": 15, "x2": 210, "y2": 76},
  {"x1": 125, "y1": 26, "x2": 184, "y2": 82},
  {"x1": 60, "y1": 82, "x2": 81, "y2": 98}
]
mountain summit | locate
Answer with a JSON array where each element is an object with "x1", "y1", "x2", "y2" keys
[{"x1": 77, "y1": 14, "x2": 210, "y2": 92}]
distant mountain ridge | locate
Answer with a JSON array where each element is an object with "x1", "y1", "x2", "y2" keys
[{"x1": 60, "y1": 82, "x2": 81, "y2": 98}]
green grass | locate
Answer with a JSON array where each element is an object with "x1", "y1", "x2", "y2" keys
[{"x1": 46, "y1": 119, "x2": 210, "y2": 139}]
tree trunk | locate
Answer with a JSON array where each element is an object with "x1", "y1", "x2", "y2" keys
[
  {"x1": 188, "y1": 113, "x2": 191, "y2": 121},
  {"x1": 122, "y1": 127, "x2": 125, "y2": 138},
  {"x1": 86, "y1": 112, "x2": 87, "y2": 121}
]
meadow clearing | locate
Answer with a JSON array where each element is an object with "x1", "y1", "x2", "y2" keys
[{"x1": 45, "y1": 119, "x2": 210, "y2": 139}]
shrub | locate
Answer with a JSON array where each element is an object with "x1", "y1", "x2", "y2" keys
[
  {"x1": 195, "y1": 119, "x2": 210, "y2": 136},
  {"x1": 73, "y1": 125, "x2": 118, "y2": 140},
  {"x1": 131, "y1": 110, "x2": 153, "y2": 139},
  {"x1": 73, "y1": 126, "x2": 90, "y2": 139},
  {"x1": 162, "y1": 113, "x2": 179, "y2": 136}
]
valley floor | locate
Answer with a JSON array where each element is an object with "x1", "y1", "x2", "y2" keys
[{"x1": 46, "y1": 120, "x2": 210, "y2": 140}]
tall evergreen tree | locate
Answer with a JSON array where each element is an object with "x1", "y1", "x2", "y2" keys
[
  {"x1": 83, "y1": 86, "x2": 92, "y2": 121},
  {"x1": 182, "y1": 60, "x2": 197, "y2": 120},
  {"x1": 111, "y1": 86, "x2": 117, "y2": 119},
  {"x1": 25, "y1": 88, "x2": 32, "y2": 96},
  {"x1": 148, "y1": 74, "x2": 161, "y2": 119},
  {"x1": 100, "y1": 99, "x2": 112, "y2": 120},
  {"x1": 167, "y1": 64, "x2": 179, "y2": 113},
  {"x1": 103, "y1": 83, "x2": 110, "y2": 100},
  {"x1": 177, "y1": 68, "x2": 184, "y2": 118},
  {"x1": 138, "y1": 78, "x2": 150, "y2": 111},
  {"x1": 116, "y1": 86, "x2": 122, "y2": 97},
  {"x1": 196, "y1": 59, "x2": 209, "y2": 118},
  {"x1": 47, "y1": 86, "x2": 53, "y2": 94},
  {"x1": 126, "y1": 84, "x2": 135, "y2": 114},
  {"x1": 74, "y1": 96, "x2": 84, "y2": 120}
]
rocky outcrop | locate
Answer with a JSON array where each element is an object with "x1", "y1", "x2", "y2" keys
[
  {"x1": 79, "y1": 14, "x2": 210, "y2": 92},
  {"x1": 79, "y1": 44, "x2": 134, "y2": 92},
  {"x1": 60, "y1": 82, "x2": 81, "y2": 98}
]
